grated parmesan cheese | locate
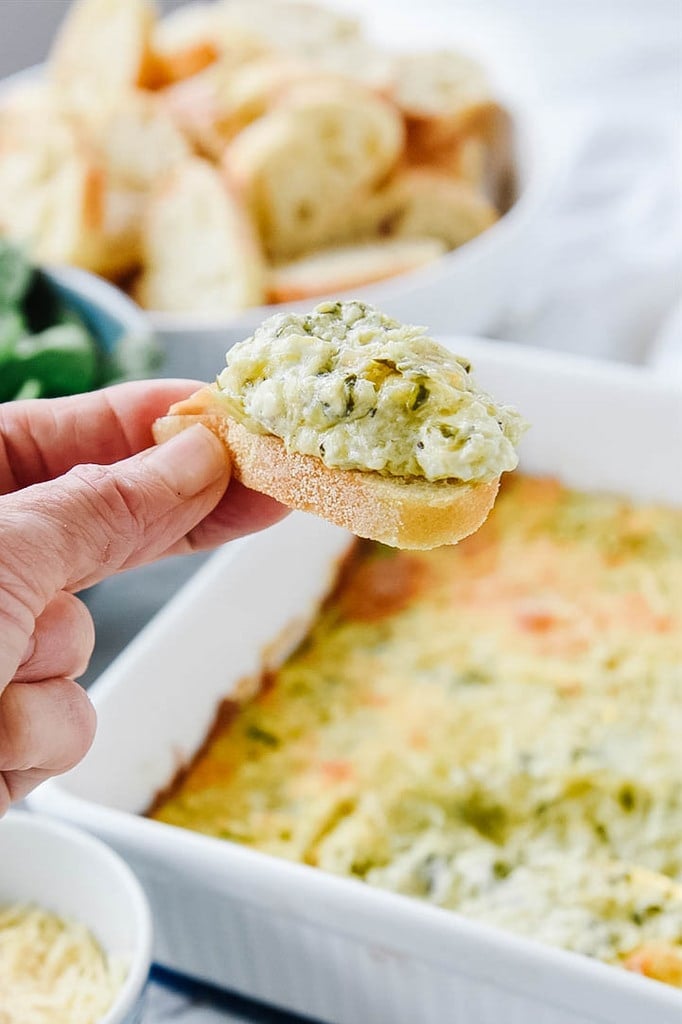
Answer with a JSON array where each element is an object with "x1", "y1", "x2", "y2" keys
[{"x1": 0, "y1": 903, "x2": 127, "y2": 1024}]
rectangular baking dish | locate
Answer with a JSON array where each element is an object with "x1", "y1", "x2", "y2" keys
[{"x1": 31, "y1": 338, "x2": 682, "y2": 1024}]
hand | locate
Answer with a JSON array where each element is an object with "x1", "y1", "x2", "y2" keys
[{"x1": 0, "y1": 380, "x2": 287, "y2": 813}]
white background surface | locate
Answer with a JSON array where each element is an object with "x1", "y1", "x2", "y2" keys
[{"x1": 2, "y1": 1, "x2": 681, "y2": 1022}]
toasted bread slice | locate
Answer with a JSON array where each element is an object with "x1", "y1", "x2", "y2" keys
[
  {"x1": 268, "y1": 238, "x2": 446, "y2": 303},
  {"x1": 301, "y1": 38, "x2": 395, "y2": 93},
  {"x1": 136, "y1": 157, "x2": 265, "y2": 314},
  {"x1": 407, "y1": 134, "x2": 487, "y2": 187},
  {"x1": 380, "y1": 169, "x2": 498, "y2": 248},
  {"x1": 153, "y1": 385, "x2": 500, "y2": 549},
  {"x1": 151, "y1": 2, "x2": 269, "y2": 85},
  {"x1": 163, "y1": 55, "x2": 320, "y2": 158},
  {"x1": 0, "y1": 108, "x2": 132, "y2": 275},
  {"x1": 49, "y1": 0, "x2": 157, "y2": 102},
  {"x1": 224, "y1": 82, "x2": 404, "y2": 259},
  {"x1": 87, "y1": 90, "x2": 190, "y2": 192},
  {"x1": 151, "y1": 2, "x2": 224, "y2": 83},
  {"x1": 392, "y1": 50, "x2": 498, "y2": 152},
  {"x1": 219, "y1": 0, "x2": 360, "y2": 58}
]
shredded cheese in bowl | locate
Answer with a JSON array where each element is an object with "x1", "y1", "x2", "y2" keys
[{"x1": 0, "y1": 903, "x2": 126, "y2": 1024}]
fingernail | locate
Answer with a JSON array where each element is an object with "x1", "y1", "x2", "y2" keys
[{"x1": 145, "y1": 424, "x2": 229, "y2": 497}]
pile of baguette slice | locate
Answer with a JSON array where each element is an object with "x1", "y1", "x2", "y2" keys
[{"x1": 0, "y1": 0, "x2": 514, "y2": 316}]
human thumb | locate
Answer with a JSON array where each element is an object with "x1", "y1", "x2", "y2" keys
[{"x1": 0, "y1": 424, "x2": 230, "y2": 678}]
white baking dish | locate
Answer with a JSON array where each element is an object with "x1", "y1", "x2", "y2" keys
[{"x1": 31, "y1": 338, "x2": 682, "y2": 1024}]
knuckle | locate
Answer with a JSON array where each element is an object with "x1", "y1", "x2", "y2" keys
[
  {"x1": 0, "y1": 679, "x2": 96, "y2": 774},
  {"x1": 58, "y1": 593, "x2": 95, "y2": 678},
  {"x1": 64, "y1": 464, "x2": 151, "y2": 571},
  {"x1": 0, "y1": 686, "x2": 32, "y2": 771},
  {"x1": 58, "y1": 684, "x2": 97, "y2": 770}
]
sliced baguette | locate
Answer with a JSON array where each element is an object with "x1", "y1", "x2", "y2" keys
[
  {"x1": 87, "y1": 90, "x2": 190, "y2": 192},
  {"x1": 163, "y1": 55, "x2": 320, "y2": 158},
  {"x1": 218, "y1": 0, "x2": 360, "y2": 59},
  {"x1": 153, "y1": 385, "x2": 500, "y2": 549},
  {"x1": 407, "y1": 134, "x2": 487, "y2": 187},
  {"x1": 151, "y1": 2, "x2": 225, "y2": 83},
  {"x1": 268, "y1": 238, "x2": 446, "y2": 303},
  {"x1": 152, "y1": 2, "x2": 269, "y2": 85},
  {"x1": 224, "y1": 82, "x2": 405, "y2": 259},
  {"x1": 136, "y1": 157, "x2": 265, "y2": 314},
  {"x1": 380, "y1": 169, "x2": 499, "y2": 248},
  {"x1": 0, "y1": 110, "x2": 142, "y2": 276},
  {"x1": 49, "y1": 0, "x2": 157, "y2": 102},
  {"x1": 392, "y1": 50, "x2": 498, "y2": 152}
]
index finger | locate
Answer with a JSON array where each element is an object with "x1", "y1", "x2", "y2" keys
[{"x1": 0, "y1": 379, "x2": 209, "y2": 494}]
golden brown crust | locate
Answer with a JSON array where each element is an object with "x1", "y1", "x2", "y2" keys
[{"x1": 153, "y1": 386, "x2": 500, "y2": 549}]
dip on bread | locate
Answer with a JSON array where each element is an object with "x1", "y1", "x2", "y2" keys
[
  {"x1": 215, "y1": 300, "x2": 526, "y2": 483},
  {"x1": 153, "y1": 300, "x2": 526, "y2": 548}
]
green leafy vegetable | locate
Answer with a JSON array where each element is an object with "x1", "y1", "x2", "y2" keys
[{"x1": 0, "y1": 240, "x2": 160, "y2": 403}]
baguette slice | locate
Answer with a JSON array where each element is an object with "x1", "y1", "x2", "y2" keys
[
  {"x1": 224, "y1": 82, "x2": 404, "y2": 259},
  {"x1": 163, "y1": 55, "x2": 320, "y2": 158},
  {"x1": 380, "y1": 169, "x2": 499, "y2": 249},
  {"x1": 49, "y1": 0, "x2": 157, "y2": 102},
  {"x1": 0, "y1": 112, "x2": 141, "y2": 276},
  {"x1": 136, "y1": 158, "x2": 265, "y2": 314},
  {"x1": 86, "y1": 90, "x2": 190, "y2": 192},
  {"x1": 393, "y1": 50, "x2": 498, "y2": 153},
  {"x1": 153, "y1": 385, "x2": 500, "y2": 549},
  {"x1": 268, "y1": 238, "x2": 446, "y2": 303},
  {"x1": 218, "y1": 0, "x2": 360, "y2": 58}
]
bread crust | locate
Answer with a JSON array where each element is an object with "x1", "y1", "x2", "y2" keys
[
  {"x1": 267, "y1": 238, "x2": 446, "y2": 303},
  {"x1": 153, "y1": 386, "x2": 500, "y2": 550}
]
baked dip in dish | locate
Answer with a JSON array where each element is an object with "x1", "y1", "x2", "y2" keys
[
  {"x1": 30, "y1": 339, "x2": 682, "y2": 1024},
  {"x1": 150, "y1": 474, "x2": 682, "y2": 987}
]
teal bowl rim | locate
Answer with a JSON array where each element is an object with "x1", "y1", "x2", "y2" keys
[{"x1": 43, "y1": 264, "x2": 156, "y2": 357}]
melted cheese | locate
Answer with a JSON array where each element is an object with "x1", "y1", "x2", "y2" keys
[
  {"x1": 152, "y1": 475, "x2": 682, "y2": 984},
  {"x1": 215, "y1": 300, "x2": 526, "y2": 482}
]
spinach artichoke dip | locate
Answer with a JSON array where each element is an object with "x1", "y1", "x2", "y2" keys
[
  {"x1": 150, "y1": 476, "x2": 682, "y2": 987},
  {"x1": 214, "y1": 300, "x2": 525, "y2": 482}
]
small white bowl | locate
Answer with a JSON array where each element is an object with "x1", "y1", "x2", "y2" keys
[{"x1": 0, "y1": 810, "x2": 152, "y2": 1024}]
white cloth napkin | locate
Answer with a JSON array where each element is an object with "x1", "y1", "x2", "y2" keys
[
  {"x1": 475, "y1": 0, "x2": 682, "y2": 372},
  {"x1": 345, "y1": 0, "x2": 682, "y2": 373}
]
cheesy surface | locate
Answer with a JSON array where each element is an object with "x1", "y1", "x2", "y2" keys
[
  {"x1": 151, "y1": 476, "x2": 682, "y2": 985},
  {"x1": 215, "y1": 300, "x2": 525, "y2": 482}
]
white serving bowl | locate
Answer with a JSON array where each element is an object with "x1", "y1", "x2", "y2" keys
[
  {"x1": 0, "y1": 810, "x2": 152, "y2": 1024},
  {"x1": 148, "y1": 0, "x2": 567, "y2": 379},
  {"x1": 0, "y1": 3, "x2": 566, "y2": 382}
]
